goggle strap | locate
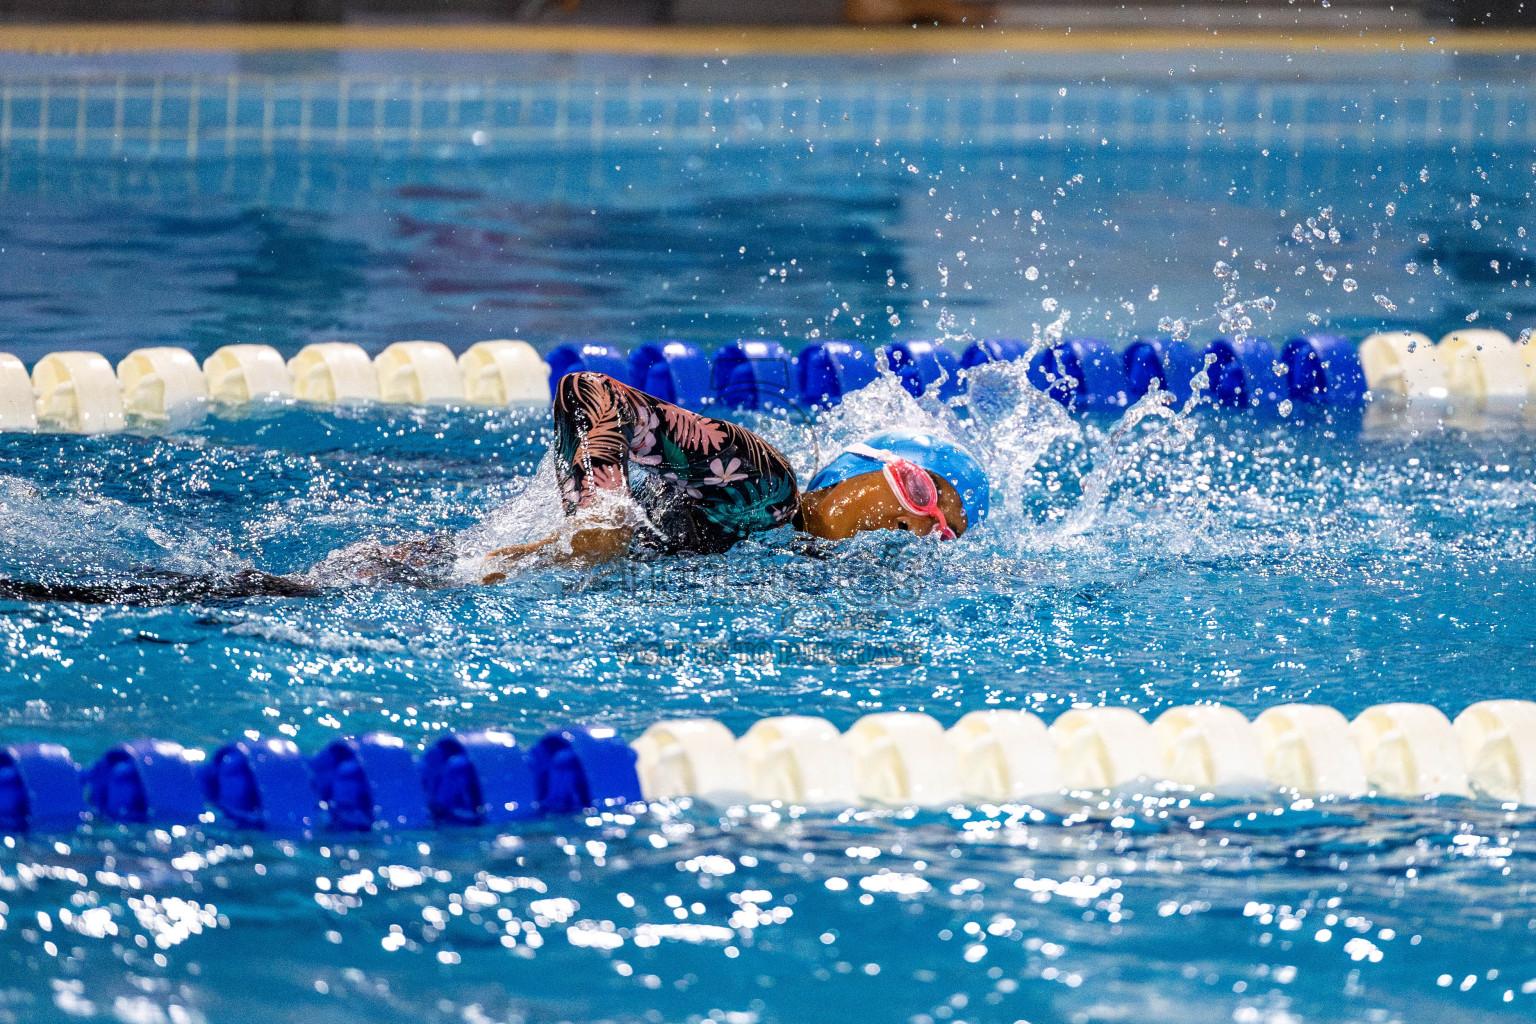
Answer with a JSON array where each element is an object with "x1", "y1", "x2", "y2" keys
[{"x1": 842, "y1": 442, "x2": 895, "y2": 462}]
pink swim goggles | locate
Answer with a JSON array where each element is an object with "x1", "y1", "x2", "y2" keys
[{"x1": 844, "y1": 443, "x2": 957, "y2": 540}]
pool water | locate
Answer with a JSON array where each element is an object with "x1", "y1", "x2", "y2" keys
[
  {"x1": 2, "y1": 50, "x2": 1535, "y2": 363},
  {"x1": 2, "y1": 46, "x2": 1536, "y2": 1024}
]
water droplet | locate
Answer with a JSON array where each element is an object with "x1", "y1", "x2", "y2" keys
[
  {"x1": 1024, "y1": 266, "x2": 1039, "y2": 281},
  {"x1": 1157, "y1": 316, "x2": 1192, "y2": 341},
  {"x1": 1342, "y1": 278, "x2": 1358, "y2": 293}
]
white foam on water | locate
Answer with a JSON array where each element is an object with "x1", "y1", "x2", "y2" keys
[{"x1": 0, "y1": 473, "x2": 235, "y2": 577}]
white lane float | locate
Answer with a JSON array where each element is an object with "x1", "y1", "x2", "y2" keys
[
  {"x1": 1252, "y1": 704, "x2": 1368, "y2": 796},
  {"x1": 117, "y1": 347, "x2": 208, "y2": 426},
  {"x1": 0, "y1": 353, "x2": 37, "y2": 431},
  {"x1": 1050, "y1": 707, "x2": 1160, "y2": 790},
  {"x1": 946, "y1": 709, "x2": 1062, "y2": 802},
  {"x1": 1437, "y1": 330, "x2": 1527, "y2": 407},
  {"x1": 32, "y1": 352, "x2": 126, "y2": 434},
  {"x1": 1150, "y1": 704, "x2": 1267, "y2": 788},
  {"x1": 737, "y1": 715, "x2": 858, "y2": 807},
  {"x1": 1453, "y1": 700, "x2": 1536, "y2": 805},
  {"x1": 288, "y1": 342, "x2": 379, "y2": 403},
  {"x1": 203, "y1": 344, "x2": 293, "y2": 404},
  {"x1": 631, "y1": 719, "x2": 749, "y2": 804},
  {"x1": 375, "y1": 341, "x2": 464, "y2": 405},
  {"x1": 1524, "y1": 331, "x2": 1536, "y2": 397},
  {"x1": 1358, "y1": 331, "x2": 1447, "y2": 400},
  {"x1": 843, "y1": 712, "x2": 961, "y2": 808},
  {"x1": 460, "y1": 340, "x2": 551, "y2": 405},
  {"x1": 1350, "y1": 703, "x2": 1471, "y2": 798}
]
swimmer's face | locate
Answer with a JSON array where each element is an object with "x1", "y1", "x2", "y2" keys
[{"x1": 794, "y1": 470, "x2": 967, "y2": 542}]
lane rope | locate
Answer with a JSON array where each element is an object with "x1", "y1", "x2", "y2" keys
[
  {"x1": 4, "y1": 329, "x2": 1532, "y2": 435},
  {"x1": 3, "y1": 699, "x2": 1533, "y2": 834}
]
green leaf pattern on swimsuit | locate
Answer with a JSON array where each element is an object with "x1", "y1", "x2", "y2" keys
[{"x1": 698, "y1": 472, "x2": 797, "y2": 536}]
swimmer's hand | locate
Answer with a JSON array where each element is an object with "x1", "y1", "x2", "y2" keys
[{"x1": 481, "y1": 525, "x2": 634, "y2": 583}]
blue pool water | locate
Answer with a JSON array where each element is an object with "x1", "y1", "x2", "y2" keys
[{"x1": 2, "y1": 46, "x2": 1536, "y2": 1024}]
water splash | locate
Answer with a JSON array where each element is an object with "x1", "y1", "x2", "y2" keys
[{"x1": 1061, "y1": 385, "x2": 1196, "y2": 537}]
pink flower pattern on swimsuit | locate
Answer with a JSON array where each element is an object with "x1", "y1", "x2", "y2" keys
[
  {"x1": 662, "y1": 472, "x2": 704, "y2": 499},
  {"x1": 704, "y1": 457, "x2": 748, "y2": 485},
  {"x1": 630, "y1": 403, "x2": 662, "y2": 466}
]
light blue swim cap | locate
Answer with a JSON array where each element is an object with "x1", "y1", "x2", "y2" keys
[{"x1": 807, "y1": 430, "x2": 990, "y2": 528}]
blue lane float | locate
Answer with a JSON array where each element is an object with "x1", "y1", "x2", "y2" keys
[
  {"x1": 84, "y1": 739, "x2": 205, "y2": 826},
  {"x1": 1028, "y1": 338, "x2": 1131, "y2": 411},
  {"x1": 0, "y1": 728, "x2": 647, "y2": 835},
  {"x1": 546, "y1": 342, "x2": 630, "y2": 392},
  {"x1": 711, "y1": 341, "x2": 793, "y2": 409},
  {"x1": 627, "y1": 341, "x2": 711, "y2": 411},
  {"x1": 200, "y1": 737, "x2": 318, "y2": 832},
  {"x1": 310, "y1": 734, "x2": 432, "y2": 832},
  {"x1": 884, "y1": 339, "x2": 964, "y2": 400},
  {"x1": 1200, "y1": 337, "x2": 1285, "y2": 409},
  {"x1": 422, "y1": 730, "x2": 539, "y2": 826},
  {"x1": 1123, "y1": 338, "x2": 1203, "y2": 403},
  {"x1": 1283, "y1": 334, "x2": 1367, "y2": 407},
  {"x1": 960, "y1": 338, "x2": 1029, "y2": 368},
  {"x1": 795, "y1": 340, "x2": 878, "y2": 407},
  {"x1": 527, "y1": 726, "x2": 642, "y2": 815},
  {"x1": 0, "y1": 743, "x2": 84, "y2": 832}
]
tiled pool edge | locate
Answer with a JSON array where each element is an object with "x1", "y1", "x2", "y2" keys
[
  {"x1": 1, "y1": 73, "x2": 1532, "y2": 160},
  {"x1": 4, "y1": 23, "x2": 1536, "y2": 56}
]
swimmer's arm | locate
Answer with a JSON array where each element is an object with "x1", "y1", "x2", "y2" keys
[{"x1": 481, "y1": 525, "x2": 633, "y2": 583}]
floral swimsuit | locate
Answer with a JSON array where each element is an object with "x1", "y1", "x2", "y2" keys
[{"x1": 553, "y1": 371, "x2": 800, "y2": 555}]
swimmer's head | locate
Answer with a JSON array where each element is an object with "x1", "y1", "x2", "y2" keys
[{"x1": 795, "y1": 431, "x2": 988, "y2": 542}]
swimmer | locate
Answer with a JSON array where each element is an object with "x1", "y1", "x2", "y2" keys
[
  {"x1": 0, "y1": 371, "x2": 988, "y2": 605},
  {"x1": 478, "y1": 371, "x2": 988, "y2": 581}
]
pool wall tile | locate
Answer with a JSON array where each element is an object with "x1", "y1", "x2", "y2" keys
[{"x1": 0, "y1": 73, "x2": 1532, "y2": 161}]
